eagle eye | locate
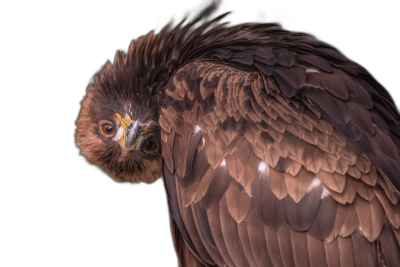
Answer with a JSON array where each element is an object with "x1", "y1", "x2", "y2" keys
[
  {"x1": 101, "y1": 122, "x2": 115, "y2": 136},
  {"x1": 143, "y1": 139, "x2": 157, "y2": 153}
]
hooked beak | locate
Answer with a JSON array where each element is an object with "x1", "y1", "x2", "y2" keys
[
  {"x1": 115, "y1": 113, "x2": 154, "y2": 150},
  {"x1": 123, "y1": 120, "x2": 141, "y2": 149}
]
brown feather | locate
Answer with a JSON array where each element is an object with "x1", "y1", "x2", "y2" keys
[
  {"x1": 354, "y1": 196, "x2": 385, "y2": 241},
  {"x1": 306, "y1": 69, "x2": 350, "y2": 100},
  {"x1": 308, "y1": 195, "x2": 337, "y2": 240},
  {"x1": 339, "y1": 203, "x2": 358, "y2": 238},
  {"x1": 218, "y1": 196, "x2": 250, "y2": 267},
  {"x1": 193, "y1": 166, "x2": 219, "y2": 204},
  {"x1": 290, "y1": 228, "x2": 311, "y2": 267},
  {"x1": 355, "y1": 154, "x2": 371, "y2": 173},
  {"x1": 264, "y1": 227, "x2": 285, "y2": 267},
  {"x1": 252, "y1": 171, "x2": 288, "y2": 231},
  {"x1": 341, "y1": 176, "x2": 359, "y2": 204},
  {"x1": 326, "y1": 204, "x2": 348, "y2": 242},
  {"x1": 225, "y1": 154, "x2": 246, "y2": 185},
  {"x1": 302, "y1": 145, "x2": 323, "y2": 173},
  {"x1": 307, "y1": 233, "x2": 327, "y2": 267},
  {"x1": 266, "y1": 147, "x2": 285, "y2": 168},
  {"x1": 338, "y1": 236, "x2": 356, "y2": 267},
  {"x1": 351, "y1": 231, "x2": 378, "y2": 267},
  {"x1": 359, "y1": 166, "x2": 377, "y2": 186},
  {"x1": 237, "y1": 222, "x2": 258, "y2": 267},
  {"x1": 317, "y1": 170, "x2": 346, "y2": 193},
  {"x1": 246, "y1": 219, "x2": 272, "y2": 267},
  {"x1": 325, "y1": 238, "x2": 341, "y2": 267},
  {"x1": 374, "y1": 186, "x2": 400, "y2": 228},
  {"x1": 243, "y1": 160, "x2": 259, "y2": 197},
  {"x1": 179, "y1": 200, "x2": 215, "y2": 265},
  {"x1": 335, "y1": 158, "x2": 349, "y2": 174},
  {"x1": 207, "y1": 202, "x2": 235, "y2": 267},
  {"x1": 269, "y1": 168, "x2": 288, "y2": 200},
  {"x1": 393, "y1": 227, "x2": 400, "y2": 247},
  {"x1": 282, "y1": 183, "x2": 322, "y2": 231},
  {"x1": 327, "y1": 175, "x2": 357, "y2": 205},
  {"x1": 347, "y1": 165, "x2": 362, "y2": 179},
  {"x1": 198, "y1": 166, "x2": 232, "y2": 210},
  {"x1": 225, "y1": 183, "x2": 252, "y2": 223},
  {"x1": 163, "y1": 137, "x2": 175, "y2": 173},
  {"x1": 378, "y1": 226, "x2": 400, "y2": 267},
  {"x1": 378, "y1": 178, "x2": 399, "y2": 205},
  {"x1": 204, "y1": 135, "x2": 224, "y2": 168},
  {"x1": 243, "y1": 126, "x2": 261, "y2": 146},
  {"x1": 319, "y1": 154, "x2": 339, "y2": 173},
  {"x1": 296, "y1": 54, "x2": 333, "y2": 72},
  {"x1": 172, "y1": 134, "x2": 189, "y2": 177},
  {"x1": 285, "y1": 160, "x2": 303, "y2": 176},
  {"x1": 284, "y1": 167, "x2": 315, "y2": 203},
  {"x1": 192, "y1": 204, "x2": 225, "y2": 266},
  {"x1": 181, "y1": 185, "x2": 198, "y2": 208},
  {"x1": 356, "y1": 180, "x2": 375, "y2": 201},
  {"x1": 170, "y1": 215, "x2": 205, "y2": 267},
  {"x1": 276, "y1": 224, "x2": 296, "y2": 267}
]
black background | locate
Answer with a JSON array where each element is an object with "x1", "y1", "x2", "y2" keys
[{"x1": 28, "y1": 0, "x2": 399, "y2": 266}]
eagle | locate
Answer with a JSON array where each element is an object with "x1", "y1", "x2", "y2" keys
[{"x1": 75, "y1": 3, "x2": 400, "y2": 267}]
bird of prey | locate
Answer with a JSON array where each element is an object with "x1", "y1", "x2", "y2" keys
[{"x1": 75, "y1": 4, "x2": 400, "y2": 267}]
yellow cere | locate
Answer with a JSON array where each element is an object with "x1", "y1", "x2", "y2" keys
[
  {"x1": 139, "y1": 128, "x2": 155, "y2": 135},
  {"x1": 115, "y1": 113, "x2": 155, "y2": 150},
  {"x1": 115, "y1": 113, "x2": 132, "y2": 128}
]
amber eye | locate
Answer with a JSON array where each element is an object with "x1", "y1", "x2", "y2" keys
[
  {"x1": 101, "y1": 122, "x2": 115, "y2": 136},
  {"x1": 143, "y1": 139, "x2": 157, "y2": 153}
]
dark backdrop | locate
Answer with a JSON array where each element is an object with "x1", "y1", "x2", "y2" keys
[{"x1": 34, "y1": 0, "x2": 399, "y2": 266}]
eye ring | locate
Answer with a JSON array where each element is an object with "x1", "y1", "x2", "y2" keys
[
  {"x1": 142, "y1": 139, "x2": 157, "y2": 153},
  {"x1": 100, "y1": 121, "x2": 116, "y2": 136}
]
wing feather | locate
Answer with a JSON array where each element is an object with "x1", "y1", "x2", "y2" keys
[
  {"x1": 282, "y1": 181, "x2": 322, "y2": 231},
  {"x1": 307, "y1": 233, "x2": 327, "y2": 267},
  {"x1": 276, "y1": 224, "x2": 296, "y2": 267},
  {"x1": 161, "y1": 39, "x2": 400, "y2": 265},
  {"x1": 225, "y1": 183, "x2": 252, "y2": 223},
  {"x1": 246, "y1": 219, "x2": 272, "y2": 267},
  {"x1": 290, "y1": 228, "x2": 310, "y2": 267},
  {"x1": 252, "y1": 170, "x2": 288, "y2": 231},
  {"x1": 206, "y1": 200, "x2": 235, "y2": 267},
  {"x1": 351, "y1": 231, "x2": 378, "y2": 267},
  {"x1": 218, "y1": 196, "x2": 250, "y2": 266},
  {"x1": 264, "y1": 227, "x2": 285, "y2": 267},
  {"x1": 338, "y1": 236, "x2": 356, "y2": 267},
  {"x1": 237, "y1": 222, "x2": 258, "y2": 267},
  {"x1": 378, "y1": 227, "x2": 400, "y2": 267},
  {"x1": 324, "y1": 238, "x2": 341, "y2": 267},
  {"x1": 308, "y1": 195, "x2": 337, "y2": 240},
  {"x1": 192, "y1": 203, "x2": 225, "y2": 266}
]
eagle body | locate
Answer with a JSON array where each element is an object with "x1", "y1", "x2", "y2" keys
[{"x1": 76, "y1": 6, "x2": 400, "y2": 267}]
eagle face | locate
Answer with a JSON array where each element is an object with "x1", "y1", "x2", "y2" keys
[{"x1": 75, "y1": 59, "x2": 163, "y2": 183}]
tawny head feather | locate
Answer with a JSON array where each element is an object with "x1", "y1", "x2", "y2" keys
[
  {"x1": 75, "y1": 44, "x2": 167, "y2": 183},
  {"x1": 75, "y1": 1, "x2": 269, "y2": 183},
  {"x1": 75, "y1": 5, "x2": 227, "y2": 183}
]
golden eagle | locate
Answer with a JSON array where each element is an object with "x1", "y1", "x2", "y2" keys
[{"x1": 75, "y1": 3, "x2": 400, "y2": 266}]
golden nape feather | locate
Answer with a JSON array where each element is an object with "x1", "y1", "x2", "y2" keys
[{"x1": 75, "y1": 2, "x2": 400, "y2": 266}]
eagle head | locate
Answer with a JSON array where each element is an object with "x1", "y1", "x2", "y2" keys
[{"x1": 75, "y1": 45, "x2": 169, "y2": 183}]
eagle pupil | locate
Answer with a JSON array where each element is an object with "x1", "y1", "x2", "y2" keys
[
  {"x1": 145, "y1": 140, "x2": 153, "y2": 149},
  {"x1": 106, "y1": 125, "x2": 113, "y2": 133},
  {"x1": 144, "y1": 140, "x2": 156, "y2": 152}
]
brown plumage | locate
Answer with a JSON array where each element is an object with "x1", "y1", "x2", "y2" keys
[{"x1": 75, "y1": 2, "x2": 400, "y2": 266}]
